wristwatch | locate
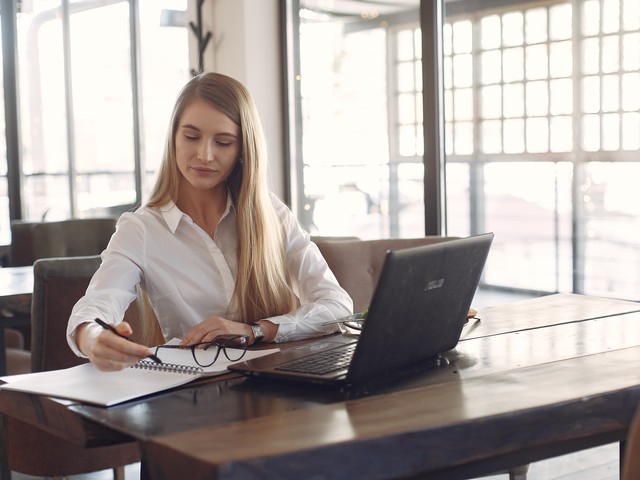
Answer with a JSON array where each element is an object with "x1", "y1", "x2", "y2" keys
[{"x1": 250, "y1": 323, "x2": 265, "y2": 344}]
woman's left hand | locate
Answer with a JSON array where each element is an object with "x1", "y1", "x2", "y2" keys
[
  {"x1": 181, "y1": 316, "x2": 278, "y2": 346},
  {"x1": 180, "y1": 316, "x2": 252, "y2": 346}
]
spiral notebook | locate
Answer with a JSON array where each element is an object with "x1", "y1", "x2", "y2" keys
[{"x1": 0, "y1": 342, "x2": 279, "y2": 407}]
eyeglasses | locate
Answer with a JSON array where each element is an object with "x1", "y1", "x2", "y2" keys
[{"x1": 154, "y1": 334, "x2": 249, "y2": 367}]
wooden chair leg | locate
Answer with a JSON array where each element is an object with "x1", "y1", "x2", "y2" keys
[
  {"x1": 508, "y1": 464, "x2": 529, "y2": 480},
  {"x1": 114, "y1": 465, "x2": 127, "y2": 480}
]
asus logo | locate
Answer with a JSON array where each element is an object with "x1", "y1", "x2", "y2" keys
[{"x1": 425, "y1": 278, "x2": 445, "y2": 290}]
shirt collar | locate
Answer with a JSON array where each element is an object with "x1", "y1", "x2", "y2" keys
[
  {"x1": 159, "y1": 193, "x2": 235, "y2": 234},
  {"x1": 159, "y1": 201, "x2": 183, "y2": 233}
]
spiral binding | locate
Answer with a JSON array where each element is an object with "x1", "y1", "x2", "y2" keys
[{"x1": 133, "y1": 360, "x2": 204, "y2": 375}]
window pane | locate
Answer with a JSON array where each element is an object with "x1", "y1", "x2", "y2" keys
[
  {"x1": 582, "y1": 38, "x2": 600, "y2": 75},
  {"x1": 139, "y1": 0, "x2": 190, "y2": 194},
  {"x1": 398, "y1": 93, "x2": 416, "y2": 124},
  {"x1": 397, "y1": 163, "x2": 424, "y2": 237},
  {"x1": 623, "y1": 0, "x2": 640, "y2": 30},
  {"x1": 482, "y1": 120, "x2": 502, "y2": 154},
  {"x1": 481, "y1": 85, "x2": 502, "y2": 119},
  {"x1": 549, "y1": 3, "x2": 572, "y2": 40},
  {"x1": 452, "y1": 54, "x2": 473, "y2": 87},
  {"x1": 525, "y1": 44, "x2": 548, "y2": 79},
  {"x1": 550, "y1": 116, "x2": 573, "y2": 152},
  {"x1": 481, "y1": 15, "x2": 501, "y2": 49},
  {"x1": 550, "y1": 41, "x2": 572, "y2": 78},
  {"x1": 397, "y1": 61, "x2": 416, "y2": 92},
  {"x1": 550, "y1": 78, "x2": 573, "y2": 115},
  {"x1": 445, "y1": 163, "x2": 470, "y2": 237},
  {"x1": 622, "y1": 112, "x2": 640, "y2": 149},
  {"x1": 601, "y1": 35, "x2": 620, "y2": 73},
  {"x1": 601, "y1": 113, "x2": 620, "y2": 150},
  {"x1": 452, "y1": 20, "x2": 473, "y2": 53},
  {"x1": 70, "y1": 2, "x2": 134, "y2": 214},
  {"x1": 503, "y1": 47, "x2": 524, "y2": 82},
  {"x1": 18, "y1": 0, "x2": 70, "y2": 220},
  {"x1": 308, "y1": 165, "x2": 388, "y2": 238},
  {"x1": 525, "y1": 8, "x2": 547, "y2": 44},
  {"x1": 396, "y1": 29, "x2": 414, "y2": 61},
  {"x1": 623, "y1": 33, "x2": 640, "y2": 70},
  {"x1": 297, "y1": 5, "x2": 404, "y2": 238},
  {"x1": 15, "y1": 0, "x2": 188, "y2": 221},
  {"x1": 602, "y1": 74, "x2": 620, "y2": 112},
  {"x1": 526, "y1": 117, "x2": 549, "y2": 152},
  {"x1": 502, "y1": 12, "x2": 524, "y2": 46},
  {"x1": 445, "y1": 122, "x2": 454, "y2": 156},
  {"x1": 582, "y1": 114, "x2": 601, "y2": 150},
  {"x1": 504, "y1": 83, "x2": 525, "y2": 117},
  {"x1": 526, "y1": 80, "x2": 549, "y2": 116},
  {"x1": 622, "y1": 73, "x2": 640, "y2": 112},
  {"x1": 603, "y1": 0, "x2": 621, "y2": 34},
  {"x1": 443, "y1": 56, "x2": 453, "y2": 89},
  {"x1": 582, "y1": 76, "x2": 601, "y2": 113},
  {"x1": 454, "y1": 88, "x2": 473, "y2": 120},
  {"x1": 454, "y1": 122, "x2": 474, "y2": 155},
  {"x1": 444, "y1": 89, "x2": 453, "y2": 121},
  {"x1": 481, "y1": 50, "x2": 501, "y2": 84},
  {"x1": 483, "y1": 162, "x2": 572, "y2": 292},
  {"x1": 582, "y1": 162, "x2": 640, "y2": 298},
  {"x1": 443, "y1": 23, "x2": 452, "y2": 56},
  {"x1": 582, "y1": 0, "x2": 601, "y2": 36},
  {"x1": 503, "y1": 118, "x2": 525, "y2": 153}
]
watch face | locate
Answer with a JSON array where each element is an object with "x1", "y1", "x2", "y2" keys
[{"x1": 252, "y1": 324, "x2": 264, "y2": 340}]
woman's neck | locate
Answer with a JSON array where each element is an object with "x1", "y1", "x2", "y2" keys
[{"x1": 177, "y1": 185, "x2": 228, "y2": 237}]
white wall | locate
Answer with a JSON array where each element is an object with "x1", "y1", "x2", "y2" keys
[{"x1": 188, "y1": 0, "x2": 285, "y2": 198}]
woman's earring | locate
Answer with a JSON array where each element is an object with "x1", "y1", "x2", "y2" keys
[{"x1": 238, "y1": 155, "x2": 243, "y2": 164}]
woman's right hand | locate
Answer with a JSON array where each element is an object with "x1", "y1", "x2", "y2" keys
[{"x1": 76, "y1": 321, "x2": 156, "y2": 371}]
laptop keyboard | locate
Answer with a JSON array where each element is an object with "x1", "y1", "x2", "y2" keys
[{"x1": 275, "y1": 344, "x2": 357, "y2": 375}]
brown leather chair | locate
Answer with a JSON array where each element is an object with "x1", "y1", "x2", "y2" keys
[
  {"x1": 3, "y1": 312, "x2": 32, "y2": 375},
  {"x1": 4, "y1": 346, "x2": 30, "y2": 375},
  {"x1": 4, "y1": 217, "x2": 118, "y2": 372},
  {"x1": 312, "y1": 236, "x2": 530, "y2": 480},
  {"x1": 3, "y1": 255, "x2": 147, "y2": 479},
  {"x1": 8, "y1": 217, "x2": 117, "y2": 267},
  {"x1": 312, "y1": 236, "x2": 458, "y2": 313}
]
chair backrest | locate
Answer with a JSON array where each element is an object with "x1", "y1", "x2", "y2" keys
[
  {"x1": 9, "y1": 217, "x2": 117, "y2": 267},
  {"x1": 313, "y1": 237, "x2": 458, "y2": 313},
  {"x1": 31, "y1": 255, "x2": 102, "y2": 371},
  {"x1": 30, "y1": 255, "x2": 161, "y2": 373}
]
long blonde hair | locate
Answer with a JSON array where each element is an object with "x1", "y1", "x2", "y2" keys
[{"x1": 146, "y1": 72, "x2": 296, "y2": 324}]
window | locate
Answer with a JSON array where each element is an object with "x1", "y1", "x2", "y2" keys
[
  {"x1": 0, "y1": 0, "x2": 189, "y2": 240},
  {"x1": 288, "y1": 0, "x2": 640, "y2": 301},
  {"x1": 444, "y1": 0, "x2": 640, "y2": 299},
  {"x1": 293, "y1": 1, "x2": 422, "y2": 239}
]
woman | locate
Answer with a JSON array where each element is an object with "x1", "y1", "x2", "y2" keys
[{"x1": 67, "y1": 72, "x2": 353, "y2": 371}]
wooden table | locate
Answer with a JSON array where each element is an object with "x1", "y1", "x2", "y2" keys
[
  {"x1": 0, "y1": 266, "x2": 33, "y2": 375},
  {"x1": 1, "y1": 293, "x2": 640, "y2": 479}
]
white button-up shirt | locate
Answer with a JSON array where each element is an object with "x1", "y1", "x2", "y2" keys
[{"x1": 67, "y1": 194, "x2": 353, "y2": 356}]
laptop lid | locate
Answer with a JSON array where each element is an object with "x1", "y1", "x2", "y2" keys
[{"x1": 229, "y1": 233, "x2": 494, "y2": 387}]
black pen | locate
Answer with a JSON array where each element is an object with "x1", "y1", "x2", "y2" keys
[{"x1": 94, "y1": 318, "x2": 162, "y2": 364}]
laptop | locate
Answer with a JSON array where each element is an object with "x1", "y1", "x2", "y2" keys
[{"x1": 229, "y1": 233, "x2": 494, "y2": 387}]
